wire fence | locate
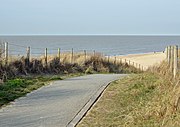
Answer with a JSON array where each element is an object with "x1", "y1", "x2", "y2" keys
[{"x1": 0, "y1": 41, "x2": 148, "y2": 72}]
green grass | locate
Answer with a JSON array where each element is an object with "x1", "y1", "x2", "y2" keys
[
  {"x1": 0, "y1": 79, "x2": 44, "y2": 106},
  {"x1": 77, "y1": 73, "x2": 180, "y2": 127},
  {"x1": 0, "y1": 73, "x2": 84, "y2": 107}
]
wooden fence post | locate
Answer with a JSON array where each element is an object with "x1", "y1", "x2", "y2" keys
[
  {"x1": 45, "y1": 48, "x2": 47, "y2": 67},
  {"x1": 114, "y1": 56, "x2": 116, "y2": 65},
  {"x1": 58, "y1": 48, "x2": 61, "y2": 63},
  {"x1": 84, "y1": 50, "x2": 87, "y2": 63},
  {"x1": 166, "y1": 46, "x2": 168, "y2": 60},
  {"x1": 4, "y1": 42, "x2": 8, "y2": 66},
  {"x1": 168, "y1": 46, "x2": 171, "y2": 65},
  {"x1": 93, "y1": 50, "x2": 96, "y2": 57},
  {"x1": 71, "y1": 48, "x2": 74, "y2": 64},
  {"x1": 173, "y1": 45, "x2": 178, "y2": 78},
  {"x1": 84, "y1": 50, "x2": 86, "y2": 63},
  {"x1": 125, "y1": 59, "x2": 127, "y2": 64},
  {"x1": 128, "y1": 60, "x2": 131, "y2": 65},
  {"x1": 26, "y1": 46, "x2": 30, "y2": 66},
  {"x1": 108, "y1": 56, "x2": 110, "y2": 63},
  {"x1": 170, "y1": 46, "x2": 174, "y2": 72}
]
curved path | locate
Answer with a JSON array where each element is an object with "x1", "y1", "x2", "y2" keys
[{"x1": 0, "y1": 74, "x2": 126, "y2": 127}]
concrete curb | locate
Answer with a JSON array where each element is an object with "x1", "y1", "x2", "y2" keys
[{"x1": 66, "y1": 76, "x2": 126, "y2": 127}]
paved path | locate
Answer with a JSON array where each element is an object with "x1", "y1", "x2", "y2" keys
[{"x1": 0, "y1": 74, "x2": 126, "y2": 127}]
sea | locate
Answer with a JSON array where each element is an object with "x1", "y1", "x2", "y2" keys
[{"x1": 0, "y1": 35, "x2": 179, "y2": 56}]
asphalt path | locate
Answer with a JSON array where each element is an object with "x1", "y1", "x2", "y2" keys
[{"x1": 0, "y1": 74, "x2": 126, "y2": 127}]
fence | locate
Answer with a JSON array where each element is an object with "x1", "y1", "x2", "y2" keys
[
  {"x1": 165, "y1": 45, "x2": 180, "y2": 78},
  {"x1": 0, "y1": 42, "x2": 145, "y2": 72}
]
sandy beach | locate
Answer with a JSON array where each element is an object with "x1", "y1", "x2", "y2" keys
[{"x1": 117, "y1": 52, "x2": 166, "y2": 70}]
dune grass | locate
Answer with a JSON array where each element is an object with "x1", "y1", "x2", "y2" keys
[
  {"x1": 0, "y1": 55, "x2": 139, "y2": 81},
  {"x1": 78, "y1": 62, "x2": 180, "y2": 127}
]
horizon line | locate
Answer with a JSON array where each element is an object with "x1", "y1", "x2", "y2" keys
[{"x1": 1, "y1": 34, "x2": 180, "y2": 36}]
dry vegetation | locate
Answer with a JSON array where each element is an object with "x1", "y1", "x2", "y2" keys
[
  {"x1": 78, "y1": 61, "x2": 180, "y2": 127},
  {"x1": 0, "y1": 53, "x2": 139, "y2": 82},
  {"x1": 146, "y1": 61, "x2": 180, "y2": 126}
]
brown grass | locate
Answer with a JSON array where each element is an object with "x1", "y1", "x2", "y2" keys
[
  {"x1": 0, "y1": 53, "x2": 140, "y2": 82},
  {"x1": 147, "y1": 61, "x2": 180, "y2": 126},
  {"x1": 78, "y1": 61, "x2": 180, "y2": 127}
]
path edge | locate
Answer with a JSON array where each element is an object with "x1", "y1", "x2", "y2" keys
[{"x1": 66, "y1": 75, "x2": 126, "y2": 127}]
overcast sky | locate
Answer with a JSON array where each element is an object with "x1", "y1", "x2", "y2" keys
[{"x1": 0, "y1": 0, "x2": 180, "y2": 35}]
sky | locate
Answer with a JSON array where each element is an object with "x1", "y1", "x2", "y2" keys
[{"x1": 0, "y1": 0, "x2": 180, "y2": 35}]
